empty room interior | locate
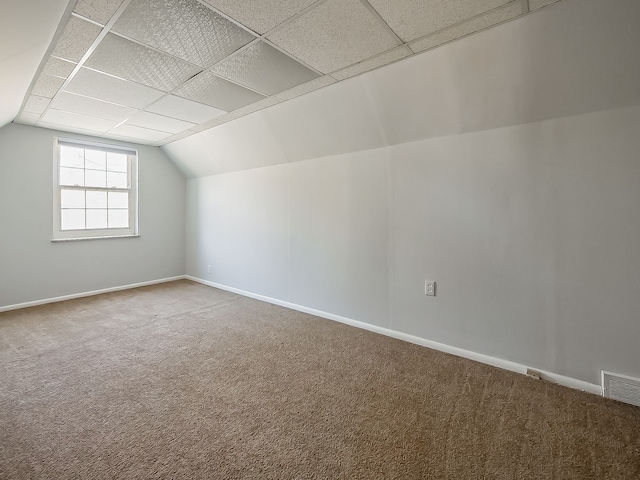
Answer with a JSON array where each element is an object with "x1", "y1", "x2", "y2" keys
[{"x1": 1, "y1": 0, "x2": 640, "y2": 478}]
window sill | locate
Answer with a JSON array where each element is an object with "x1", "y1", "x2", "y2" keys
[{"x1": 51, "y1": 234, "x2": 140, "y2": 243}]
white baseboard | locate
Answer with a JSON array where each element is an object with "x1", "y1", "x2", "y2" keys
[
  {"x1": 0, "y1": 275, "x2": 187, "y2": 313},
  {"x1": 186, "y1": 275, "x2": 602, "y2": 396}
]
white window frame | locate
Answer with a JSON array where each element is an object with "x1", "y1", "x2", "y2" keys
[{"x1": 52, "y1": 137, "x2": 139, "y2": 241}]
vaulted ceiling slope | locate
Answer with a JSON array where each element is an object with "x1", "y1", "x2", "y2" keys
[
  {"x1": 9, "y1": 0, "x2": 562, "y2": 146},
  {"x1": 162, "y1": 0, "x2": 640, "y2": 177}
]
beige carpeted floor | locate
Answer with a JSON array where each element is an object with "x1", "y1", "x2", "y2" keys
[{"x1": 1, "y1": 280, "x2": 639, "y2": 479}]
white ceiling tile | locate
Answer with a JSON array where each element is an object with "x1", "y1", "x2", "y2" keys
[
  {"x1": 24, "y1": 95, "x2": 51, "y2": 114},
  {"x1": 211, "y1": 41, "x2": 319, "y2": 95},
  {"x1": 15, "y1": 112, "x2": 41, "y2": 126},
  {"x1": 85, "y1": 33, "x2": 202, "y2": 91},
  {"x1": 51, "y1": 16, "x2": 103, "y2": 62},
  {"x1": 267, "y1": 0, "x2": 400, "y2": 73},
  {"x1": 156, "y1": 129, "x2": 196, "y2": 144},
  {"x1": 145, "y1": 95, "x2": 226, "y2": 123},
  {"x1": 51, "y1": 92, "x2": 137, "y2": 122},
  {"x1": 42, "y1": 57, "x2": 77, "y2": 78},
  {"x1": 530, "y1": 0, "x2": 562, "y2": 10},
  {"x1": 202, "y1": 0, "x2": 317, "y2": 34},
  {"x1": 74, "y1": 0, "x2": 125, "y2": 25},
  {"x1": 65, "y1": 67, "x2": 165, "y2": 109},
  {"x1": 41, "y1": 109, "x2": 119, "y2": 132},
  {"x1": 275, "y1": 75, "x2": 336, "y2": 100},
  {"x1": 110, "y1": 124, "x2": 172, "y2": 142},
  {"x1": 331, "y1": 45, "x2": 412, "y2": 81},
  {"x1": 409, "y1": 2, "x2": 525, "y2": 53},
  {"x1": 31, "y1": 74, "x2": 65, "y2": 98},
  {"x1": 368, "y1": 0, "x2": 511, "y2": 42},
  {"x1": 127, "y1": 111, "x2": 196, "y2": 133},
  {"x1": 174, "y1": 71, "x2": 265, "y2": 111},
  {"x1": 227, "y1": 96, "x2": 282, "y2": 118},
  {"x1": 112, "y1": 0, "x2": 256, "y2": 68}
]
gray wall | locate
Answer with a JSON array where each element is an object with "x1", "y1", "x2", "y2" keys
[{"x1": 0, "y1": 123, "x2": 185, "y2": 307}]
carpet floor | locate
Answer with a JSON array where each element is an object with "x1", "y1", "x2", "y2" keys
[{"x1": 1, "y1": 280, "x2": 639, "y2": 479}]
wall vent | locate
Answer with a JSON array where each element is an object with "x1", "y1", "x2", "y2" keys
[{"x1": 602, "y1": 371, "x2": 640, "y2": 408}]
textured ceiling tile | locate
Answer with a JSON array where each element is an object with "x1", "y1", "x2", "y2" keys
[
  {"x1": 74, "y1": 0, "x2": 125, "y2": 25},
  {"x1": 530, "y1": 0, "x2": 562, "y2": 10},
  {"x1": 65, "y1": 68, "x2": 165, "y2": 109},
  {"x1": 51, "y1": 16, "x2": 103, "y2": 62},
  {"x1": 41, "y1": 109, "x2": 119, "y2": 132},
  {"x1": 31, "y1": 74, "x2": 65, "y2": 98},
  {"x1": 409, "y1": 2, "x2": 524, "y2": 53},
  {"x1": 24, "y1": 95, "x2": 51, "y2": 114},
  {"x1": 331, "y1": 45, "x2": 412, "y2": 81},
  {"x1": 42, "y1": 57, "x2": 77, "y2": 78},
  {"x1": 174, "y1": 71, "x2": 265, "y2": 111},
  {"x1": 368, "y1": 0, "x2": 511, "y2": 42},
  {"x1": 85, "y1": 33, "x2": 202, "y2": 91},
  {"x1": 145, "y1": 95, "x2": 226, "y2": 123},
  {"x1": 267, "y1": 0, "x2": 399, "y2": 73},
  {"x1": 110, "y1": 124, "x2": 172, "y2": 142},
  {"x1": 202, "y1": 0, "x2": 317, "y2": 34},
  {"x1": 51, "y1": 92, "x2": 137, "y2": 122},
  {"x1": 15, "y1": 112, "x2": 41, "y2": 126},
  {"x1": 275, "y1": 75, "x2": 336, "y2": 100},
  {"x1": 211, "y1": 41, "x2": 319, "y2": 95},
  {"x1": 113, "y1": 0, "x2": 256, "y2": 68},
  {"x1": 127, "y1": 111, "x2": 196, "y2": 133}
]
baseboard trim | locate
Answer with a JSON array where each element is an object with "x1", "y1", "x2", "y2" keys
[
  {"x1": 186, "y1": 275, "x2": 602, "y2": 396},
  {"x1": 0, "y1": 276, "x2": 187, "y2": 313}
]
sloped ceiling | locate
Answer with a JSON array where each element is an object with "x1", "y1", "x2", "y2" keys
[
  {"x1": 162, "y1": 0, "x2": 640, "y2": 177},
  {"x1": 9, "y1": 0, "x2": 555, "y2": 146}
]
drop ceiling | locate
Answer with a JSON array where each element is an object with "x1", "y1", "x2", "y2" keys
[{"x1": 11, "y1": 0, "x2": 560, "y2": 146}]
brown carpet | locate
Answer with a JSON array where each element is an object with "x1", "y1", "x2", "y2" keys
[{"x1": 1, "y1": 280, "x2": 639, "y2": 479}]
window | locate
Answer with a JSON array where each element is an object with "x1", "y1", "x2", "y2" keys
[{"x1": 53, "y1": 138, "x2": 138, "y2": 240}]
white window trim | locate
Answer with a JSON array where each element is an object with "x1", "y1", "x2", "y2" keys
[{"x1": 52, "y1": 137, "x2": 139, "y2": 241}]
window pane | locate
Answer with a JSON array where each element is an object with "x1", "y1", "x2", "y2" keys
[
  {"x1": 85, "y1": 149, "x2": 106, "y2": 170},
  {"x1": 86, "y1": 209, "x2": 107, "y2": 229},
  {"x1": 60, "y1": 167, "x2": 84, "y2": 186},
  {"x1": 60, "y1": 146, "x2": 84, "y2": 168},
  {"x1": 108, "y1": 191, "x2": 128, "y2": 209},
  {"x1": 85, "y1": 169, "x2": 106, "y2": 188},
  {"x1": 86, "y1": 190, "x2": 107, "y2": 208},
  {"x1": 108, "y1": 209, "x2": 129, "y2": 228},
  {"x1": 61, "y1": 209, "x2": 85, "y2": 230},
  {"x1": 107, "y1": 153, "x2": 128, "y2": 172},
  {"x1": 61, "y1": 189, "x2": 85, "y2": 208},
  {"x1": 107, "y1": 171, "x2": 128, "y2": 188}
]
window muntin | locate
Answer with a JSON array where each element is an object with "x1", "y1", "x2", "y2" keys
[{"x1": 53, "y1": 138, "x2": 138, "y2": 240}]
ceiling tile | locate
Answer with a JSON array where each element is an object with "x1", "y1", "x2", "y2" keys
[
  {"x1": 24, "y1": 95, "x2": 51, "y2": 114},
  {"x1": 65, "y1": 68, "x2": 165, "y2": 109},
  {"x1": 51, "y1": 92, "x2": 137, "y2": 122},
  {"x1": 267, "y1": 0, "x2": 399, "y2": 73},
  {"x1": 110, "y1": 124, "x2": 172, "y2": 142},
  {"x1": 331, "y1": 45, "x2": 412, "y2": 81},
  {"x1": 85, "y1": 33, "x2": 202, "y2": 91},
  {"x1": 15, "y1": 112, "x2": 41, "y2": 126},
  {"x1": 112, "y1": 0, "x2": 256, "y2": 68},
  {"x1": 145, "y1": 95, "x2": 226, "y2": 123},
  {"x1": 31, "y1": 74, "x2": 65, "y2": 98},
  {"x1": 127, "y1": 111, "x2": 196, "y2": 133},
  {"x1": 51, "y1": 16, "x2": 103, "y2": 62},
  {"x1": 211, "y1": 41, "x2": 319, "y2": 95},
  {"x1": 227, "y1": 96, "x2": 282, "y2": 118},
  {"x1": 202, "y1": 0, "x2": 317, "y2": 34},
  {"x1": 41, "y1": 109, "x2": 119, "y2": 132},
  {"x1": 275, "y1": 75, "x2": 336, "y2": 100},
  {"x1": 74, "y1": 0, "x2": 125, "y2": 25},
  {"x1": 530, "y1": 0, "x2": 562, "y2": 10},
  {"x1": 367, "y1": 0, "x2": 511, "y2": 42},
  {"x1": 174, "y1": 71, "x2": 265, "y2": 111},
  {"x1": 42, "y1": 57, "x2": 77, "y2": 78},
  {"x1": 409, "y1": 2, "x2": 525, "y2": 53}
]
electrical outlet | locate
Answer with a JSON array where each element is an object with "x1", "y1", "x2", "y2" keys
[
  {"x1": 207, "y1": 265, "x2": 211, "y2": 274},
  {"x1": 425, "y1": 281, "x2": 436, "y2": 296}
]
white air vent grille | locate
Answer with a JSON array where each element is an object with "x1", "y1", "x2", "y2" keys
[{"x1": 602, "y1": 371, "x2": 640, "y2": 408}]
